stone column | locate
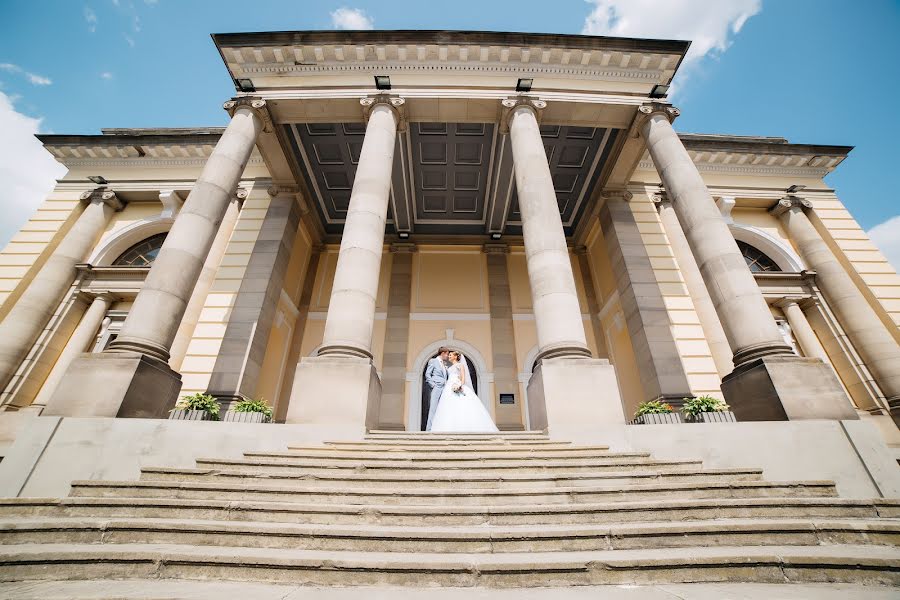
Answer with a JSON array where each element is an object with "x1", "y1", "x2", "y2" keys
[
  {"x1": 653, "y1": 193, "x2": 733, "y2": 378},
  {"x1": 776, "y1": 297, "x2": 829, "y2": 362},
  {"x1": 639, "y1": 102, "x2": 854, "y2": 421},
  {"x1": 169, "y1": 192, "x2": 243, "y2": 371},
  {"x1": 44, "y1": 98, "x2": 268, "y2": 418},
  {"x1": 377, "y1": 243, "x2": 415, "y2": 430},
  {"x1": 31, "y1": 292, "x2": 115, "y2": 410},
  {"x1": 503, "y1": 97, "x2": 625, "y2": 434},
  {"x1": 286, "y1": 96, "x2": 405, "y2": 433},
  {"x1": 773, "y1": 196, "x2": 900, "y2": 410},
  {"x1": 0, "y1": 188, "x2": 122, "y2": 394}
]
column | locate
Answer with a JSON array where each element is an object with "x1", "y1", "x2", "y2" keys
[
  {"x1": 573, "y1": 246, "x2": 609, "y2": 359},
  {"x1": 773, "y1": 196, "x2": 900, "y2": 407},
  {"x1": 44, "y1": 98, "x2": 268, "y2": 419},
  {"x1": 0, "y1": 189, "x2": 123, "y2": 393},
  {"x1": 776, "y1": 297, "x2": 829, "y2": 362},
  {"x1": 318, "y1": 98, "x2": 402, "y2": 358},
  {"x1": 169, "y1": 192, "x2": 243, "y2": 370},
  {"x1": 506, "y1": 98, "x2": 590, "y2": 361},
  {"x1": 640, "y1": 103, "x2": 854, "y2": 421},
  {"x1": 504, "y1": 97, "x2": 625, "y2": 433},
  {"x1": 599, "y1": 192, "x2": 693, "y2": 403},
  {"x1": 654, "y1": 193, "x2": 733, "y2": 377},
  {"x1": 377, "y1": 243, "x2": 415, "y2": 430},
  {"x1": 31, "y1": 292, "x2": 115, "y2": 410},
  {"x1": 206, "y1": 185, "x2": 300, "y2": 403}
]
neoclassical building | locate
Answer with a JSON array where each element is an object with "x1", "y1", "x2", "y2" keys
[{"x1": 0, "y1": 29, "x2": 897, "y2": 438}]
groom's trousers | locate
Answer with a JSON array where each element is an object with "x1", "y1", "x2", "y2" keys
[{"x1": 426, "y1": 384, "x2": 443, "y2": 431}]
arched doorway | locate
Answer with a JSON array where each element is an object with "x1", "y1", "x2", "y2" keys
[{"x1": 420, "y1": 352, "x2": 478, "y2": 430}]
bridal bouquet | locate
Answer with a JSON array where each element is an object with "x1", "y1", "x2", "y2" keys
[{"x1": 452, "y1": 383, "x2": 463, "y2": 394}]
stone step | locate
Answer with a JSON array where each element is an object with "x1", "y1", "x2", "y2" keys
[
  {"x1": 68, "y1": 479, "x2": 838, "y2": 506},
  {"x1": 138, "y1": 465, "x2": 765, "y2": 489},
  {"x1": 324, "y1": 440, "x2": 575, "y2": 450},
  {"x1": 245, "y1": 448, "x2": 629, "y2": 461},
  {"x1": 302, "y1": 443, "x2": 608, "y2": 454},
  {"x1": 1, "y1": 543, "x2": 897, "y2": 586},
  {"x1": 190, "y1": 456, "x2": 707, "y2": 476},
  {"x1": 2, "y1": 497, "x2": 894, "y2": 527},
  {"x1": 1, "y1": 518, "x2": 896, "y2": 553},
  {"x1": 366, "y1": 431, "x2": 548, "y2": 439}
]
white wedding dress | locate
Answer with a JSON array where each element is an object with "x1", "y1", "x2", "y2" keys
[{"x1": 430, "y1": 361, "x2": 498, "y2": 433}]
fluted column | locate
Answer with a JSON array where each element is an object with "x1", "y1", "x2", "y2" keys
[
  {"x1": 773, "y1": 196, "x2": 900, "y2": 405},
  {"x1": 653, "y1": 192, "x2": 733, "y2": 377},
  {"x1": 109, "y1": 99, "x2": 266, "y2": 362},
  {"x1": 31, "y1": 292, "x2": 115, "y2": 409},
  {"x1": 639, "y1": 103, "x2": 793, "y2": 366},
  {"x1": 168, "y1": 192, "x2": 243, "y2": 370},
  {"x1": 318, "y1": 96, "x2": 403, "y2": 358},
  {"x1": 505, "y1": 97, "x2": 591, "y2": 362},
  {"x1": 0, "y1": 189, "x2": 123, "y2": 391}
]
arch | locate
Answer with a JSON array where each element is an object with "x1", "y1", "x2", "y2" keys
[
  {"x1": 407, "y1": 336, "x2": 493, "y2": 432},
  {"x1": 113, "y1": 232, "x2": 167, "y2": 266},
  {"x1": 729, "y1": 223, "x2": 805, "y2": 272},
  {"x1": 88, "y1": 216, "x2": 174, "y2": 266}
]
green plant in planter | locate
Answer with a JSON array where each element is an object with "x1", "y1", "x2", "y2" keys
[
  {"x1": 634, "y1": 400, "x2": 675, "y2": 419},
  {"x1": 233, "y1": 398, "x2": 273, "y2": 419},
  {"x1": 174, "y1": 393, "x2": 220, "y2": 420},
  {"x1": 682, "y1": 395, "x2": 729, "y2": 417}
]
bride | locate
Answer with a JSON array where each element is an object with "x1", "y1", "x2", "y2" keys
[{"x1": 430, "y1": 351, "x2": 498, "y2": 433}]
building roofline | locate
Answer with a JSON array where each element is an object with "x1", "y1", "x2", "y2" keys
[
  {"x1": 211, "y1": 29, "x2": 691, "y2": 57},
  {"x1": 679, "y1": 133, "x2": 853, "y2": 157}
]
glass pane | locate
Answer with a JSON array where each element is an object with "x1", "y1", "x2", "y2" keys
[
  {"x1": 112, "y1": 233, "x2": 168, "y2": 267},
  {"x1": 737, "y1": 240, "x2": 781, "y2": 273}
]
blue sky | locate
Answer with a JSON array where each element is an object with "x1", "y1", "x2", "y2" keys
[{"x1": 1, "y1": 0, "x2": 898, "y2": 265}]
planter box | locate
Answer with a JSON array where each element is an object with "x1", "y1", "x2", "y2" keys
[
  {"x1": 630, "y1": 413, "x2": 683, "y2": 425},
  {"x1": 684, "y1": 410, "x2": 737, "y2": 423},
  {"x1": 168, "y1": 409, "x2": 216, "y2": 421},
  {"x1": 223, "y1": 411, "x2": 271, "y2": 424}
]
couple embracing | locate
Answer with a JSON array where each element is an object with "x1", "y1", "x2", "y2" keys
[{"x1": 424, "y1": 347, "x2": 498, "y2": 433}]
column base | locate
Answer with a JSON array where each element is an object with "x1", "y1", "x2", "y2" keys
[
  {"x1": 42, "y1": 351, "x2": 182, "y2": 418},
  {"x1": 721, "y1": 355, "x2": 858, "y2": 421},
  {"x1": 527, "y1": 357, "x2": 625, "y2": 434},
  {"x1": 285, "y1": 356, "x2": 381, "y2": 432}
]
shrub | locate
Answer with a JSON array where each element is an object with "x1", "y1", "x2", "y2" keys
[
  {"x1": 174, "y1": 393, "x2": 220, "y2": 420},
  {"x1": 682, "y1": 395, "x2": 729, "y2": 417},
  {"x1": 233, "y1": 398, "x2": 273, "y2": 419},
  {"x1": 634, "y1": 400, "x2": 675, "y2": 419}
]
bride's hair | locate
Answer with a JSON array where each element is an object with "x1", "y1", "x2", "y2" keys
[{"x1": 450, "y1": 351, "x2": 462, "y2": 362}]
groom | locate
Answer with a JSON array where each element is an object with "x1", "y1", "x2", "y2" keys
[{"x1": 424, "y1": 347, "x2": 450, "y2": 431}]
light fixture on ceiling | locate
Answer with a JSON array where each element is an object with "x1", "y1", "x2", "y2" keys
[
  {"x1": 87, "y1": 175, "x2": 108, "y2": 185},
  {"x1": 516, "y1": 78, "x2": 533, "y2": 93},
  {"x1": 236, "y1": 78, "x2": 255, "y2": 92},
  {"x1": 374, "y1": 75, "x2": 392, "y2": 90},
  {"x1": 398, "y1": 232, "x2": 410, "y2": 239},
  {"x1": 491, "y1": 232, "x2": 502, "y2": 240},
  {"x1": 649, "y1": 84, "x2": 670, "y2": 99},
  {"x1": 786, "y1": 184, "x2": 807, "y2": 194}
]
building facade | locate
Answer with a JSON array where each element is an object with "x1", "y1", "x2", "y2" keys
[{"x1": 0, "y1": 29, "x2": 898, "y2": 439}]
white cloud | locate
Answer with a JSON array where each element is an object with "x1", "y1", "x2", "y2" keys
[
  {"x1": 582, "y1": 0, "x2": 761, "y2": 88},
  {"x1": 867, "y1": 215, "x2": 900, "y2": 274},
  {"x1": 0, "y1": 63, "x2": 52, "y2": 86},
  {"x1": 124, "y1": 34, "x2": 135, "y2": 48},
  {"x1": 100, "y1": 71, "x2": 114, "y2": 80},
  {"x1": 84, "y1": 6, "x2": 98, "y2": 32},
  {"x1": 0, "y1": 92, "x2": 67, "y2": 248},
  {"x1": 330, "y1": 7, "x2": 374, "y2": 30}
]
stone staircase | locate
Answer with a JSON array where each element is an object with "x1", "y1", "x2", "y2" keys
[{"x1": 0, "y1": 431, "x2": 898, "y2": 589}]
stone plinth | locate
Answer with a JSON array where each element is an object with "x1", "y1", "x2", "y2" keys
[
  {"x1": 285, "y1": 356, "x2": 381, "y2": 431},
  {"x1": 527, "y1": 358, "x2": 626, "y2": 434},
  {"x1": 721, "y1": 355, "x2": 858, "y2": 422},
  {"x1": 42, "y1": 352, "x2": 181, "y2": 419}
]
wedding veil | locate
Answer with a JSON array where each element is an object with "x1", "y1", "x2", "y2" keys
[{"x1": 459, "y1": 353, "x2": 471, "y2": 389}]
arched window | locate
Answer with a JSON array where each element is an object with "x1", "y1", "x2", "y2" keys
[
  {"x1": 737, "y1": 240, "x2": 781, "y2": 273},
  {"x1": 112, "y1": 233, "x2": 167, "y2": 267}
]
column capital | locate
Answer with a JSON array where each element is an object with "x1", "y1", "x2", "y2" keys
[
  {"x1": 632, "y1": 102, "x2": 681, "y2": 138},
  {"x1": 770, "y1": 195, "x2": 813, "y2": 218},
  {"x1": 389, "y1": 242, "x2": 417, "y2": 254},
  {"x1": 268, "y1": 183, "x2": 310, "y2": 214},
  {"x1": 650, "y1": 190, "x2": 672, "y2": 211},
  {"x1": 499, "y1": 96, "x2": 547, "y2": 134},
  {"x1": 360, "y1": 94, "x2": 407, "y2": 131},
  {"x1": 774, "y1": 296, "x2": 806, "y2": 309},
  {"x1": 601, "y1": 188, "x2": 634, "y2": 203},
  {"x1": 223, "y1": 97, "x2": 273, "y2": 132},
  {"x1": 482, "y1": 242, "x2": 510, "y2": 255},
  {"x1": 80, "y1": 188, "x2": 124, "y2": 211}
]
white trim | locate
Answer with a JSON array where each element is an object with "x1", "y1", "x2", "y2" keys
[
  {"x1": 409, "y1": 312, "x2": 490, "y2": 321},
  {"x1": 87, "y1": 216, "x2": 172, "y2": 266},
  {"x1": 307, "y1": 311, "x2": 387, "y2": 321},
  {"x1": 729, "y1": 223, "x2": 806, "y2": 272},
  {"x1": 406, "y1": 336, "x2": 493, "y2": 432}
]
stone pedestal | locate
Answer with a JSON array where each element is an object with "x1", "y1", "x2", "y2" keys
[
  {"x1": 526, "y1": 358, "x2": 626, "y2": 434},
  {"x1": 721, "y1": 355, "x2": 858, "y2": 422},
  {"x1": 285, "y1": 356, "x2": 381, "y2": 431},
  {"x1": 42, "y1": 352, "x2": 181, "y2": 419}
]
